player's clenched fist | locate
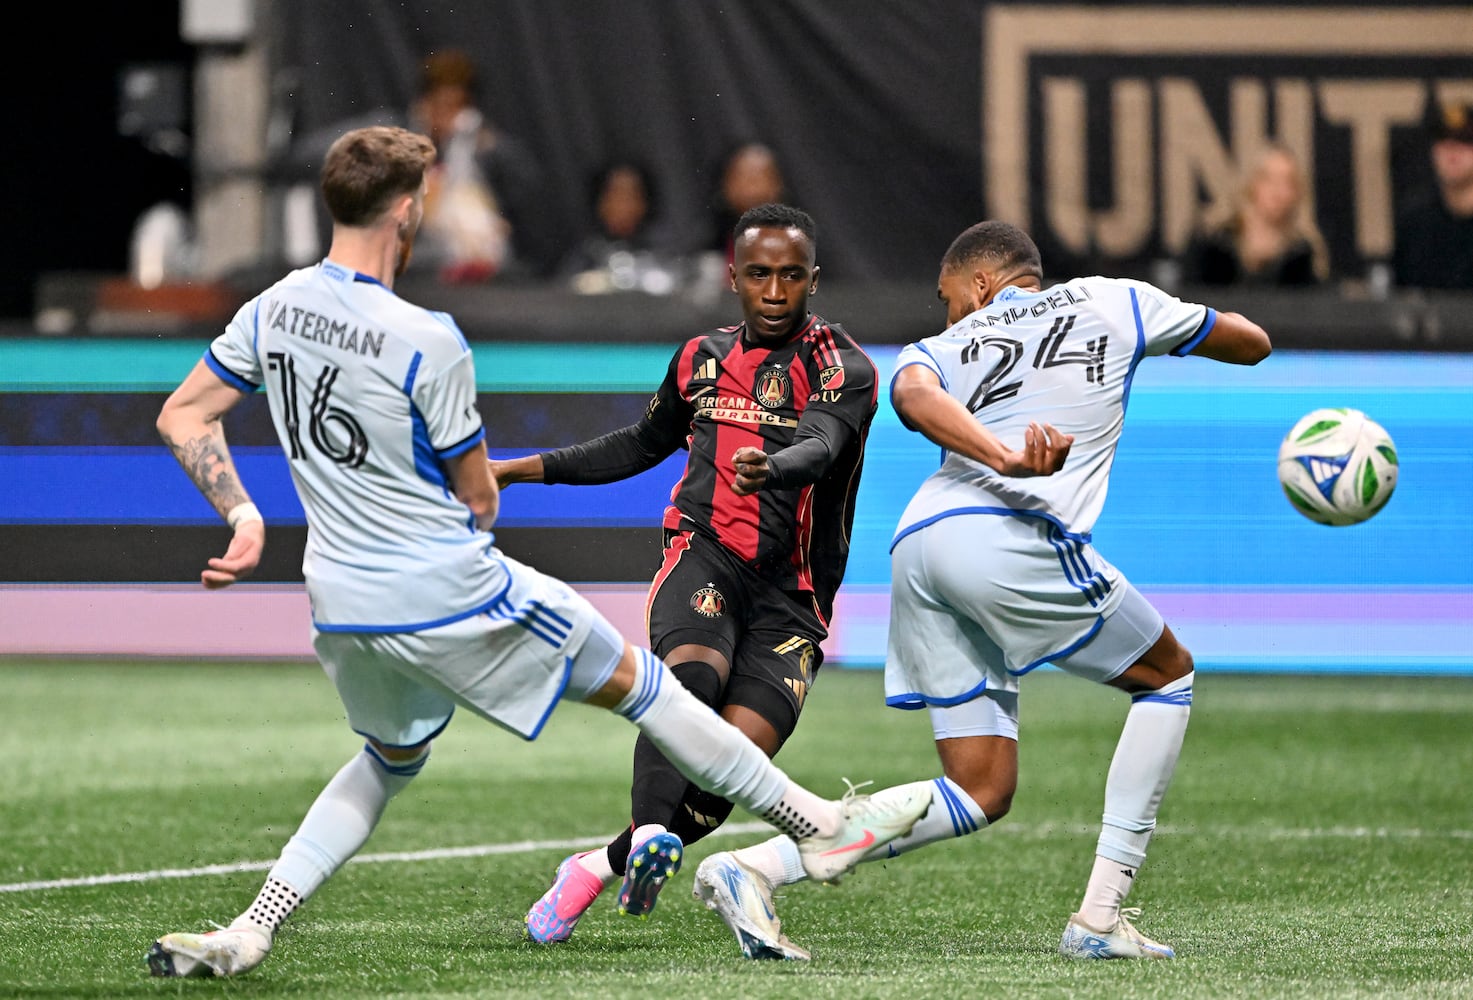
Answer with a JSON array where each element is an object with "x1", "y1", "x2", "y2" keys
[{"x1": 731, "y1": 446, "x2": 770, "y2": 495}]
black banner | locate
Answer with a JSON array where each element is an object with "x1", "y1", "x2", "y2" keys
[{"x1": 273, "y1": 1, "x2": 1472, "y2": 286}]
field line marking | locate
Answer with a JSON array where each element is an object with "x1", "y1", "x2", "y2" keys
[
  {"x1": 0, "y1": 822, "x2": 771, "y2": 894},
  {"x1": 5, "y1": 821, "x2": 1470, "y2": 894}
]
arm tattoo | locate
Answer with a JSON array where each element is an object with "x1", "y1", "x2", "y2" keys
[{"x1": 162, "y1": 425, "x2": 250, "y2": 519}]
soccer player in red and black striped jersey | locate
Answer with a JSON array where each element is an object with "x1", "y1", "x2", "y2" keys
[{"x1": 493, "y1": 204, "x2": 880, "y2": 943}]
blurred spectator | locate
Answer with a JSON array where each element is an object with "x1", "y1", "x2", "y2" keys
[
  {"x1": 1181, "y1": 143, "x2": 1328, "y2": 287},
  {"x1": 1392, "y1": 99, "x2": 1473, "y2": 291},
  {"x1": 559, "y1": 160, "x2": 680, "y2": 295},
  {"x1": 707, "y1": 142, "x2": 787, "y2": 264},
  {"x1": 279, "y1": 48, "x2": 558, "y2": 283},
  {"x1": 407, "y1": 49, "x2": 555, "y2": 283}
]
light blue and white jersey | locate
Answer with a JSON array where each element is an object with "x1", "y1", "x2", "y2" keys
[
  {"x1": 207, "y1": 258, "x2": 506, "y2": 631},
  {"x1": 891, "y1": 276, "x2": 1215, "y2": 543}
]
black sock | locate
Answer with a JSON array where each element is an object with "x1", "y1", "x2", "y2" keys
[{"x1": 605, "y1": 660, "x2": 722, "y2": 875}]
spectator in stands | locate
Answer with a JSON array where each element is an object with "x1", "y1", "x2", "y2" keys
[
  {"x1": 707, "y1": 143, "x2": 787, "y2": 265},
  {"x1": 280, "y1": 48, "x2": 559, "y2": 283},
  {"x1": 558, "y1": 160, "x2": 680, "y2": 294},
  {"x1": 1393, "y1": 98, "x2": 1473, "y2": 291},
  {"x1": 406, "y1": 49, "x2": 556, "y2": 283},
  {"x1": 1181, "y1": 143, "x2": 1329, "y2": 288}
]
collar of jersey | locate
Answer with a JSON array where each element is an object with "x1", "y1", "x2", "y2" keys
[
  {"x1": 740, "y1": 312, "x2": 817, "y2": 349},
  {"x1": 995, "y1": 284, "x2": 1035, "y2": 302},
  {"x1": 321, "y1": 258, "x2": 387, "y2": 289}
]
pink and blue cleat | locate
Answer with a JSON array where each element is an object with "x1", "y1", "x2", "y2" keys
[{"x1": 525, "y1": 850, "x2": 609, "y2": 944}]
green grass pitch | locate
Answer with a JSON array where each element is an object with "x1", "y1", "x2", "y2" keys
[{"x1": 3, "y1": 659, "x2": 1470, "y2": 999}]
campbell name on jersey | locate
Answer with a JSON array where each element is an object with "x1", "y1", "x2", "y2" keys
[
  {"x1": 892, "y1": 276, "x2": 1216, "y2": 542},
  {"x1": 207, "y1": 259, "x2": 505, "y2": 630}
]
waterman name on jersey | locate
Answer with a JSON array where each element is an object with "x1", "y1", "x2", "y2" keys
[{"x1": 268, "y1": 299, "x2": 387, "y2": 357}]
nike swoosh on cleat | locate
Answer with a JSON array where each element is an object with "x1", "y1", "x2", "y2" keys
[{"x1": 819, "y1": 830, "x2": 876, "y2": 856}]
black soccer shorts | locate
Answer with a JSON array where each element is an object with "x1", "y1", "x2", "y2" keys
[{"x1": 646, "y1": 528, "x2": 827, "y2": 739}]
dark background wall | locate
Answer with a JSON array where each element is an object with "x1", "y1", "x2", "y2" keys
[
  {"x1": 7, "y1": 4, "x2": 192, "y2": 319},
  {"x1": 7, "y1": 1, "x2": 1470, "y2": 323}
]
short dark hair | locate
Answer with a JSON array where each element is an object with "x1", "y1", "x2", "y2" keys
[
  {"x1": 321, "y1": 126, "x2": 436, "y2": 227},
  {"x1": 731, "y1": 203, "x2": 817, "y2": 249},
  {"x1": 942, "y1": 220, "x2": 1043, "y2": 281}
]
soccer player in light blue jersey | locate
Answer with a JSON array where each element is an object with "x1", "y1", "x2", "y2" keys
[
  {"x1": 143, "y1": 126, "x2": 931, "y2": 979},
  {"x1": 696, "y1": 220, "x2": 1271, "y2": 961}
]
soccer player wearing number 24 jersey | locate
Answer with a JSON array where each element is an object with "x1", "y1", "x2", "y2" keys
[{"x1": 702, "y1": 220, "x2": 1271, "y2": 961}]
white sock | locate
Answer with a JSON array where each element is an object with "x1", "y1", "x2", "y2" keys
[
  {"x1": 732, "y1": 835, "x2": 806, "y2": 888},
  {"x1": 734, "y1": 777, "x2": 986, "y2": 887},
  {"x1": 574, "y1": 845, "x2": 617, "y2": 884},
  {"x1": 859, "y1": 778, "x2": 987, "y2": 863},
  {"x1": 1079, "y1": 854, "x2": 1138, "y2": 929},
  {"x1": 258, "y1": 746, "x2": 423, "y2": 910},
  {"x1": 1080, "y1": 670, "x2": 1193, "y2": 925},
  {"x1": 231, "y1": 878, "x2": 301, "y2": 937},
  {"x1": 614, "y1": 648, "x2": 838, "y2": 838}
]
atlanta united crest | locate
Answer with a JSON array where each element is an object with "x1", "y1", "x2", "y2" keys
[
  {"x1": 756, "y1": 365, "x2": 791, "y2": 408},
  {"x1": 690, "y1": 585, "x2": 726, "y2": 618}
]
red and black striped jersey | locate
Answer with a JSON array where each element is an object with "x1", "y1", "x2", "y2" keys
[{"x1": 540, "y1": 313, "x2": 877, "y2": 623}]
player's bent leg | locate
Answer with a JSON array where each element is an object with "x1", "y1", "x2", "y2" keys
[
  {"x1": 605, "y1": 653, "x2": 730, "y2": 881},
  {"x1": 588, "y1": 642, "x2": 929, "y2": 882},
  {"x1": 1054, "y1": 588, "x2": 1191, "y2": 953},
  {"x1": 147, "y1": 741, "x2": 427, "y2": 977}
]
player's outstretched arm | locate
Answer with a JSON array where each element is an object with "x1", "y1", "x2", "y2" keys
[
  {"x1": 1189, "y1": 311, "x2": 1272, "y2": 365},
  {"x1": 891, "y1": 364, "x2": 1071, "y2": 477},
  {"x1": 488, "y1": 453, "x2": 545, "y2": 488},
  {"x1": 448, "y1": 441, "x2": 500, "y2": 531},
  {"x1": 157, "y1": 360, "x2": 263, "y2": 589}
]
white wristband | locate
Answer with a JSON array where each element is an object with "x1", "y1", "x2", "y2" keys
[{"x1": 226, "y1": 502, "x2": 263, "y2": 529}]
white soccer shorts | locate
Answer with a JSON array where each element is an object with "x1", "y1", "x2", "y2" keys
[
  {"x1": 313, "y1": 555, "x2": 614, "y2": 745},
  {"x1": 886, "y1": 512, "x2": 1162, "y2": 713}
]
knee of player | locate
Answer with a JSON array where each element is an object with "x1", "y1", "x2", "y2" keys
[
  {"x1": 366, "y1": 737, "x2": 432, "y2": 776},
  {"x1": 946, "y1": 770, "x2": 1016, "y2": 822},
  {"x1": 1161, "y1": 644, "x2": 1194, "y2": 684},
  {"x1": 976, "y1": 786, "x2": 1015, "y2": 822}
]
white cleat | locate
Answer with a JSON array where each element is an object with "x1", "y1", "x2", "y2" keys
[
  {"x1": 1059, "y1": 907, "x2": 1175, "y2": 960},
  {"x1": 146, "y1": 923, "x2": 272, "y2": 978},
  {"x1": 796, "y1": 780, "x2": 931, "y2": 884},
  {"x1": 693, "y1": 852, "x2": 810, "y2": 961}
]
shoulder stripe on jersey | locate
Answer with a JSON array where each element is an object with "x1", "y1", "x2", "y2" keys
[
  {"x1": 204, "y1": 348, "x2": 259, "y2": 392},
  {"x1": 402, "y1": 351, "x2": 423, "y2": 395},
  {"x1": 1171, "y1": 307, "x2": 1217, "y2": 357},
  {"x1": 436, "y1": 426, "x2": 485, "y2": 460},
  {"x1": 1121, "y1": 288, "x2": 1147, "y2": 417}
]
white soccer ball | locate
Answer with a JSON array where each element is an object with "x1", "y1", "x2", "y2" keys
[{"x1": 1277, "y1": 408, "x2": 1398, "y2": 526}]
